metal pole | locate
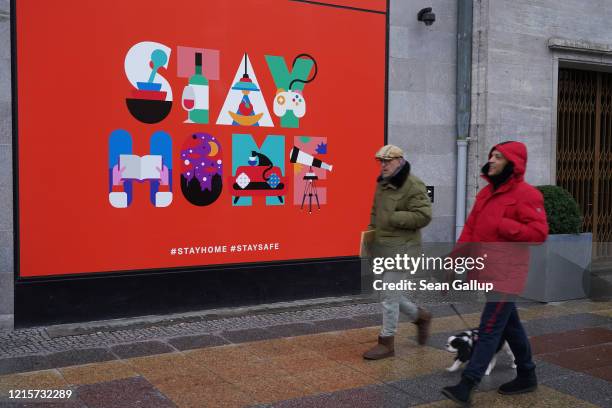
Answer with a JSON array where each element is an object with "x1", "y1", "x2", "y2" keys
[{"x1": 455, "y1": 0, "x2": 473, "y2": 241}]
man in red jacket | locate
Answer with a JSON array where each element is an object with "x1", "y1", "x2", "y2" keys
[{"x1": 442, "y1": 141, "x2": 548, "y2": 406}]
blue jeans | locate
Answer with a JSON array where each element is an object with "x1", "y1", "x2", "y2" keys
[
  {"x1": 462, "y1": 297, "x2": 535, "y2": 382},
  {"x1": 380, "y1": 271, "x2": 419, "y2": 337}
]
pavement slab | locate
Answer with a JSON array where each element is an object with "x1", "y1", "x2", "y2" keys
[
  {"x1": 0, "y1": 369, "x2": 69, "y2": 395},
  {"x1": 158, "y1": 381, "x2": 252, "y2": 408},
  {"x1": 125, "y1": 353, "x2": 222, "y2": 387},
  {"x1": 0, "y1": 401, "x2": 87, "y2": 407},
  {"x1": 583, "y1": 365, "x2": 612, "y2": 382},
  {"x1": 75, "y1": 376, "x2": 177, "y2": 408},
  {"x1": 234, "y1": 338, "x2": 310, "y2": 359},
  {"x1": 347, "y1": 346, "x2": 451, "y2": 382},
  {"x1": 521, "y1": 313, "x2": 612, "y2": 336},
  {"x1": 309, "y1": 318, "x2": 368, "y2": 332},
  {"x1": 272, "y1": 384, "x2": 426, "y2": 408},
  {"x1": 349, "y1": 314, "x2": 383, "y2": 327},
  {"x1": 46, "y1": 348, "x2": 117, "y2": 369},
  {"x1": 592, "y1": 309, "x2": 612, "y2": 318},
  {"x1": 538, "y1": 343, "x2": 612, "y2": 371},
  {"x1": 339, "y1": 326, "x2": 384, "y2": 344},
  {"x1": 209, "y1": 357, "x2": 291, "y2": 384},
  {"x1": 514, "y1": 304, "x2": 575, "y2": 320},
  {"x1": 59, "y1": 360, "x2": 138, "y2": 386},
  {"x1": 110, "y1": 340, "x2": 176, "y2": 359},
  {"x1": 532, "y1": 360, "x2": 582, "y2": 381},
  {"x1": 232, "y1": 375, "x2": 315, "y2": 404},
  {"x1": 287, "y1": 331, "x2": 361, "y2": 351},
  {"x1": 290, "y1": 364, "x2": 379, "y2": 394},
  {"x1": 264, "y1": 323, "x2": 321, "y2": 338},
  {"x1": 0, "y1": 355, "x2": 53, "y2": 376},
  {"x1": 266, "y1": 350, "x2": 342, "y2": 375},
  {"x1": 222, "y1": 328, "x2": 279, "y2": 344},
  {"x1": 0, "y1": 299, "x2": 610, "y2": 407},
  {"x1": 557, "y1": 300, "x2": 612, "y2": 314},
  {"x1": 530, "y1": 327, "x2": 612, "y2": 355},
  {"x1": 167, "y1": 334, "x2": 220, "y2": 351},
  {"x1": 542, "y1": 372, "x2": 612, "y2": 407},
  {"x1": 413, "y1": 385, "x2": 601, "y2": 407}
]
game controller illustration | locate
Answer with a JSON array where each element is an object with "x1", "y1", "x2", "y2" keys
[
  {"x1": 273, "y1": 89, "x2": 306, "y2": 118},
  {"x1": 271, "y1": 54, "x2": 317, "y2": 126}
]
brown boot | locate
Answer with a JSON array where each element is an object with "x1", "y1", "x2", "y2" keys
[
  {"x1": 414, "y1": 308, "x2": 432, "y2": 345},
  {"x1": 363, "y1": 335, "x2": 395, "y2": 360}
]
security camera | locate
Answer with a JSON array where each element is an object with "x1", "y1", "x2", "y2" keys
[{"x1": 417, "y1": 7, "x2": 436, "y2": 26}]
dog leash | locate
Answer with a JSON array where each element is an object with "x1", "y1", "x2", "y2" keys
[{"x1": 449, "y1": 304, "x2": 472, "y2": 330}]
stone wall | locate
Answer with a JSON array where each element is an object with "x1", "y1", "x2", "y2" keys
[
  {"x1": 0, "y1": 0, "x2": 12, "y2": 329},
  {"x1": 469, "y1": 0, "x2": 612, "y2": 210},
  {"x1": 389, "y1": 0, "x2": 458, "y2": 242}
]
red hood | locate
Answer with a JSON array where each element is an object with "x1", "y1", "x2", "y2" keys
[{"x1": 489, "y1": 141, "x2": 527, "y2": 181}]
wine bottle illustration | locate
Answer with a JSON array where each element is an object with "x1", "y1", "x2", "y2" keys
[{"x1": 185, "y1": 52, "x2": 209, "y2": 124}]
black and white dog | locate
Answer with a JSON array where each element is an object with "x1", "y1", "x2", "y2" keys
[{"x1": 445, "y1": 329, "x2": 516, "y2": 375}]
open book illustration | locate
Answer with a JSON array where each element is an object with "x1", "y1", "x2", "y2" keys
[{"x1": 119, "y1": 154, "x2": 163, "y2": 180}]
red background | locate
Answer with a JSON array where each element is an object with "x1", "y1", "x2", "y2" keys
[{"x1": 16, "y1": 0, "x2": 387, "y2": 277}]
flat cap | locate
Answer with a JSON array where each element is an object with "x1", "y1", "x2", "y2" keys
[{"x1": 375, "y1": 144, "x2": 404, "y2": 160}]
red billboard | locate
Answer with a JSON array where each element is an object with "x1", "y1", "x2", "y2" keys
[{"x1": 15, "y1": 0, "x2": 388, "y2": 277}]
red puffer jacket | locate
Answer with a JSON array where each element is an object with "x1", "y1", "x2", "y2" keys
[{"x1": 458, "y1": 141, "x2": 549, "y2": 294}]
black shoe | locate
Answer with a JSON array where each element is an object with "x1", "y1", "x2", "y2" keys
[
  {"x1": 498, "y1": 369, "x2": 537, "y2": 395},
  {"x1": 441, "y1": 377, "x2": 477, "y2": 407}
]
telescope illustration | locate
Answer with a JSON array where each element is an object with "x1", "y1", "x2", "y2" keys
[
  {"x1": 289, "y1": 147, "x2": 333, "y2": 172},
  {"x1": 289, "y1": 146, "x2": 333, "y2": 213}
]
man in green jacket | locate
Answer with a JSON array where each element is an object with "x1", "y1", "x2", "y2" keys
[{"x1": 363, "y1": 145, "x2": 433, "y2": 360}]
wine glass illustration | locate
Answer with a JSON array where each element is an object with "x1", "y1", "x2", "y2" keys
[{"x1": 181, "y1": 85, "x2": 196, "y2": 123}]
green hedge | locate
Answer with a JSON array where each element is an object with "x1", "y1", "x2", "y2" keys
[{"x1": 536, "y1": 185, "x2": 582, "y2": 234}]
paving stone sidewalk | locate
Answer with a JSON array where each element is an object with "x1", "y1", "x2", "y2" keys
[{"x1": 0, "y1": 298, "x2": 611, "y2": 407}]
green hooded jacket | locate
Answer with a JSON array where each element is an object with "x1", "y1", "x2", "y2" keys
[{"x1": 368, "y1": 161, "x2": 432, "y2": 252}]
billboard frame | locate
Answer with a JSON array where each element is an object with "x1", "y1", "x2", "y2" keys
[{"x1": 11, "y1": 0, "x2": 390, "y2": 327}]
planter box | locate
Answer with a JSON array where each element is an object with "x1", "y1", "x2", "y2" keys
[{"x1": 522, "y1": 233, "x2": 592, "y2": 302}]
